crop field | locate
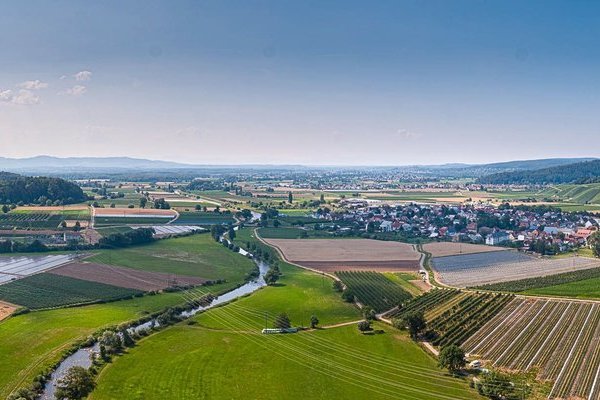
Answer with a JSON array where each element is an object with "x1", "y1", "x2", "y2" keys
[
  {"x1": 94, "y1": 208, "x2": 176, "y2": 217},
  {"x1": 388, "y1": 289, "x2": 512, "y2": 347},
  {"x1": 0, "y1": 273, "x2": 143, "y2": 309},
  {"x1": 474, "y1": 267, "x2": 600, "y2": 295},
  {"x1": 0, "y1": 213, "x2": 66, "y2": 230},
  {"x1": 336, "y1": 271, "x2": 413, "y2": 312},
  {"x1": 463, "y1": 298, "x2": 600, "y2": 400},
  {"x1": 94, "y1": 216, "x2": 175, "y2": 226},
  {"x1": 257, "y1": 227, "x2": 310, "y2": 239},
  {"x1": 49, "y1": 262, "x2": 206, "y2": 291},
  {"x1": 423, "y1": 242, "x2": 508, "y2": 258},
  {"x1": 172, "y1": 211, "x2": 235, "y2": 225},
  {"x1": 0, "y1": 254, "x2": 76, "y2": 284},
  {"x1": 88, "y1": 234, "x2": 255, "y2": 286},
  {"x1": 264, "y1": 238, "x2": 421, "y2": 272},
  {"x1": 432, "y1": 251, "x2": 600, "y2": 288}
]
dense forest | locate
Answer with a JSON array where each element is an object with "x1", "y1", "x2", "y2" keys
[
  {"x1": 0, "y1": 172, "x2": 87, "y2": 205},
  {"x1": 478, "y1": 160, "x2": 600, "y2": 184}
]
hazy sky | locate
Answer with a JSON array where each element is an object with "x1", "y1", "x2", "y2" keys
[{"x1": 1, "y1": 0, "x2": 600, "y2": 165}]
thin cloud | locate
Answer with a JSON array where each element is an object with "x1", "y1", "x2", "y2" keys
[
  {"x1": 0, "y1": 89, "x2": 40, "y2": 105},
  {"x1": 74, "y1": 71, "x2": 92, "y2": 81},
  {"x1": 63, "y1": 85, "x2": 87, "y2": 96},
  {"x1": 18, "y1": 80, "x2": 48, "y2": 90}
]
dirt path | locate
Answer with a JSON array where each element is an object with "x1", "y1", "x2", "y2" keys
[
  {"x1": 167, "y1": 209, "x2": 180, "y2": 225},
  {"x1": 0, "y1": 301, "x2": 16, "y2": 322},
  {"x1": 422, "y1": 341, "x2": 439, "y2": 356},
  {"x1": 320, "y1": 320, "x2": 364, "y2": 329}
]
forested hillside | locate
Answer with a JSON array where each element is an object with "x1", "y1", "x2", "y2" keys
[
  {"x1": 0, "y1": 172, "x2": 86, "y2": 205},
  {"x1": 478, "y1": 160, "x2": 600, "y2": 184}
]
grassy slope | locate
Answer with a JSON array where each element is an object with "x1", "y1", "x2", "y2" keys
[
  {"x1": 91, "y1": 324, "x2": 478, "y2": 400},
  {"x1": 92, "y1": 260, "x2": 477, "y2": 400},
  {"x1": 88, "y1": 234, "x2": 254, "y2": 282},
  {"x1": 0, "y1": 292, "x2": 190, "y2": 398},
  {"x1": 0, "y1": 235, "x2": 254, "y2": 397}
]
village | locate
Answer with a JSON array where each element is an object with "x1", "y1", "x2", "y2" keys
[{"x1": 308, "y1": 199, "x2": 599, "y2": 255}]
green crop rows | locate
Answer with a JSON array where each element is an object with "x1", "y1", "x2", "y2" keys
[
  {"x1": 0, "y1": 273, "x2": 143, "y2": 309},
  {"x1": 336, "y1": 271, "x2": 413, "y2": 313}
]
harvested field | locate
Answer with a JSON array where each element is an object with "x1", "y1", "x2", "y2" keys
[
  {"x1": 432, "y1": 251, "x2": 600, "y2": 288},
  {"x1": 48, "y1": 262, "x2": 207, "y2": 291},
  {"x1": 265, "y1": 238, "x2": 420, "y2": 272},
  {"x1": 15, "y1": 205, "x2": 89, "y2": 212},
  {"x1": 0, "y1": 301, "x2": 16, "y2": 321},
  {"x1": 423, "y1": 242, "x2": 508, "y2": 258},
  {"x1": 463, "y1": 298, "x2": 600, "y2": 400}
]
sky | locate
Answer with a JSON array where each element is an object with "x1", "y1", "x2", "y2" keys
[{"x1": 1, "y1": 0, "x2": 600, "y2": 166}]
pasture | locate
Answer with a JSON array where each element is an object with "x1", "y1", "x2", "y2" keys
[
  {"x1": 463, "y1": 298, "x2": 600, "y2": 400},
  {"x1": 264, "y1": 238, "x2": 420, "y2": 272},
  {"x1": 423, "y1": 242, "x2": 508, "y2": 258},
  {"x1": 0, "y1": 290, "x2": 212, "y2": 398},
  {"x1": 91, "y1": 253, "x2": 479, "y2": 400},
  {"x1": 0, "y1": 273, "x2": 143, "y2": 309},
  {"x1": 90, "y1": 323, "x2": 479, "y2": 400},
  {"x1": 432, "y1": 251, "x2": 600, "y2": 288}
]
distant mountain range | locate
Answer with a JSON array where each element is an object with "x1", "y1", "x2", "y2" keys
[
  {"x1": 0, "y1": 156, "x2": 192, "y2": 170},
  {"x1": 0, "y1": 156, "x2": 597, "y2": 180}
]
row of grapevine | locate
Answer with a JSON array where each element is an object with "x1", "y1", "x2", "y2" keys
[{"x1": 463, "y1": 298, "x2": 600, "y2": 400}]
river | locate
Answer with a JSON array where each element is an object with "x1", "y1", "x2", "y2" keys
[{"x1": 40, "y1": 246, "x2": 267, "y2": 399}]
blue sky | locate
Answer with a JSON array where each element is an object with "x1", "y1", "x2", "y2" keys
[{"x1": 1, "y1": 0, "x2": 599, "y2": 165}]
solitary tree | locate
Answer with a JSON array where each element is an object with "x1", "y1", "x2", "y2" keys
[
  {"x1": 288, "y1": 191, "x2": 293, "y2": 204},
  {"x1": 332, "y1": 280, "x2": 344, "y2": 292},
  {"x1": 438, "y1": 345, "x2": 466, "y2": 373},
  {"x1": 403, "y1": 311, "x2": 426, "y2": 339},
  {"x1": 273, "y1": 313, "x2": 291, "y2": 329},
  {"x1": 310, "y1": 315, "x2": 319, "y2": 329},
  {"x1": 54, "y1": 366, "x2": 95, "y2": 400},
  {"x1": 139, "y1": 197, "x2": 147, "y2": 208},
  {"x1": 362, "y1": 306, "x2": 377, "y2": 321},
  {"x1": 1, "y1": 205, "x2": 9, "y2": 214},
  {"x1": 357, "y1": 320, "x2": 371, "y2": 333},
  {"x1": 589, "y1": 231, "x2": 600, "y2": 258}
]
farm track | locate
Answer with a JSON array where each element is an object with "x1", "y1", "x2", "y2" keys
[{"x1": 463, "y1": 297, "x2": 600, "y2": 400}]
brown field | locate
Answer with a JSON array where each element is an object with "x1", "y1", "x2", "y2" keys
[
  {"x1": 0, "y1": 301, "x2": 16, "y2": 321},
  {"x1": 423, "y1": 242, "x2": 508, "y2": 258},
  {"x1": 264, "y1": 238, "x2": 420, "y2": 272},
  {"x1": 48, "y1": 262, "x2": 206, "y2": 291},
  {"x1": 15, "y1": 205, "x2": 89, "y2": 211},
  {"x1": 93, "y1": 208, "x2": 176, "y2": 217}
]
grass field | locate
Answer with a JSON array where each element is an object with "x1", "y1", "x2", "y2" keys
[
  {"x1": 94, "y1": 216, "x2": 174, "y2": 226},
  {"x1": 0, "y1": 273, "x2": 143, "y2": 309},
  {"x1": 91, "y1": 254, "x2": 478, "y2": 400},
  {"x1": 91, "y1": 323, "x2": 479, "y2": 400},
  {"x1": 0, "y1": 290, "x2": 207, "y2": 398},
  {"x1": 522, "y1": 278, "x2": 600, "y2": 299},
  {"x1": 0, "y1": 234, "x2": 256, "y2": 397},
  {"x1": 88, "y1": 234, "x2": 255, "y2": 284},
  {"x1": 257, "y1": 227, "x2": 309, "y2": 238}
]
